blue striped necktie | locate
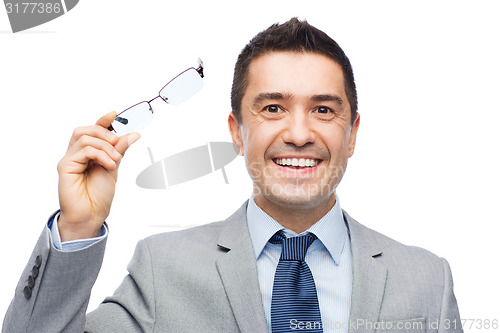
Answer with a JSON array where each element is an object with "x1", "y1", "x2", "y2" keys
[{"x1": 270, "y1": 231, "x2": 323, "y2": 333}]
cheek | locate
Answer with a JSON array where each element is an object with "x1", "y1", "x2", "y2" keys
[
  {"x1": 243, "y1": 125, "x2": 278, "y2": 155},
  {"x1": 324, "y1": 132, "x2": 351, "y2": 160},
  {"x1": 245, "y1": 137, "x2": 267, "y2": 160}
]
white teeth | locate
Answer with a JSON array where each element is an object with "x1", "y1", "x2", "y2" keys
[{"x1": 274, "y1": 158, "x2": 319, "y2": 167}]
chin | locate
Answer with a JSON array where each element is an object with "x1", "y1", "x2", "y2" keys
[{"x1": 260, "y1": 183, "x2": 332, "y2": 208}]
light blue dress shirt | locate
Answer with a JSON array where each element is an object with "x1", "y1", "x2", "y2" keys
[
  {"x1": 49, "y1": 212, "x2": 107, "y2": 251},
  {"x1": 246, "y1": 196, "x2": 352, "y2": 333},
  {"x1": 49, "y1": 196, "x2": 353, "y2": 332}
]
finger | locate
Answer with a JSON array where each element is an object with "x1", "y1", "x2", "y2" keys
[
  {"x1": 96, "y1": 111, "x2": 117, "y2": 128},
  {"x1": 69, "y1": 134, "x2": 123, "y2": 163},
  {"x1": 60, "y1": 146, "x2": 117, "y2": 174},
  {"x1": 69, "y1": 124, "x2": 119, "y2": 148},
  {"x1": 114, "y1": 132, "x2": 141, "y2": 156}
]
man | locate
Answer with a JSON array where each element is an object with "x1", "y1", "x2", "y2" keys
[{"x1": 3, "y1": 18, "x2": 462, "y2": 332}]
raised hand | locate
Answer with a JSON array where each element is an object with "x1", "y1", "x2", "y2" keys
[{"x1": 57, "y1": 112, "x2": 140, "y2": 241}]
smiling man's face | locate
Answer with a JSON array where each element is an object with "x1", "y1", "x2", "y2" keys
[{"x1": 229, "y1": 51, "x2": 360, "y2": 216}]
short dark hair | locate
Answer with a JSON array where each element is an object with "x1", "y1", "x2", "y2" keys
[{"x1": 231, "y1": 17, "x2": 358, "y2": 124}]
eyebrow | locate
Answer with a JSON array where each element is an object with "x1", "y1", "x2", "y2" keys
[
  {"x1": 310, "y1": 94, "x2": 344, "y2": 104},
  {"x1": 252, "y1": 92, "x2": 292, "y2": 107}
]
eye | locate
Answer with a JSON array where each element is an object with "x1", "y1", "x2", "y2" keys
[
  {"x1": 264, "y1": 105, "x2": 282, "y2": 113},
  {"x1": 316, "y1": 106, "x2": 334, "y2": 114}
]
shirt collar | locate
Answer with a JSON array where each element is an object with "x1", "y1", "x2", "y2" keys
[{"x1": 246, "y1": 195, "x2": 347, "y2": 265}]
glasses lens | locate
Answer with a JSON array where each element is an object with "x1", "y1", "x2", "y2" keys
[
  {"x1": 159, "y1": 68, "x2": 204, "y2": 105},
  {"x1": 111, "y1": 101, "x2": 153, "y2": 136}
]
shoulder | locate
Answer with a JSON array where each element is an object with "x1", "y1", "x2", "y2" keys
[
  {"x1": 343, "y1": 211, "x2": 460, "y2": 315},
  {"x1": 142, "y1": 219, "x2": 229, "y2": 253},
  {"x1": 141, "y1": 200, "x2": 249, "y2": 256},
  {"x1": 121, "y1": 220, "x2": 233, "y2": 280},
  {"x1": 344, "y1": 210, "x2": 448, "y2": 278},
  {"x1": 345, "y1": 210, "x2": 442, "y2": 256}
]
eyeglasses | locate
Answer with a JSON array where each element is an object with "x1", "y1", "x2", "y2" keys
[{"x1": 108, "y1": 58, "x2": 204, "y2": 136}]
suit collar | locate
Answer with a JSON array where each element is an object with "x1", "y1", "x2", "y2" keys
[
  {"x1": 343, "y1": 210, "x2": 387, "y2": 333},
  {"x1": 246, "y1": 195, "x2": 347, "y2": 265},
  {"x1": 216, "y1": 201, "x2": 269, "y2": 333},
  {"x1": 215, "y1": 202, "x2": 388, "y2": 333}
]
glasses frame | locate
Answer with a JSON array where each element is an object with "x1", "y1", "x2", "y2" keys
[{"x1": 108, "y1": 59, "x2": 204, "y2": 134}]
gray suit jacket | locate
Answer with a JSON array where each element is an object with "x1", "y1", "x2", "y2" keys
[{"x1": 3, "y1": 201, "x2": 462, "y2": 333}]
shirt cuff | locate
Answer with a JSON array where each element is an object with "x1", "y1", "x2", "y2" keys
[{"x1": 48, "y1": 211, "x2": 108, "y2": 251}]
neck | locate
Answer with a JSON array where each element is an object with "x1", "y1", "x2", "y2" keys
[{"x1": 253, "y1": 193, "x2": 337, "y2": 234}]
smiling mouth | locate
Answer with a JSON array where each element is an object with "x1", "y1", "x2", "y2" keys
[{"x1": 273, "y1": 158, "x2": 321, "y2": 168}]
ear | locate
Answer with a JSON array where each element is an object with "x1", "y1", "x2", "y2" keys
[
  {"x1": 228, "y1": 112, "x2": 244, "y2": 156},
  {"x1": 348, "y1": 112, "x2": 360, "y2": 158}
]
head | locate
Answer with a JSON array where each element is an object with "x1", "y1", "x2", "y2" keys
[
  {"x1": 228, "y1": 18, "x2": 360, "y2": 221},
  {"x1": 231, "y1": 17, "x2": 358, "y2": 126}
]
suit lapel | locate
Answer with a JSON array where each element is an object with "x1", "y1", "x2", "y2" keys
[
  {"x1": 344, "y1": 211, "x2": 387, "y2": 333},
  {"x1": 214, "y1": 204, "x2": 388, "y2": 333},
  {"x1": 216, "y1": 201, "x2": 269, "y2": 333}
]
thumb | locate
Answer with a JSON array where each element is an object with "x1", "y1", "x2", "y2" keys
[
  {"x1": 115, "y1": 132, "x2": 141, "y2": 156},
  {"x1": 96, "y1": 111, "x2": 117, "y2": 127}
]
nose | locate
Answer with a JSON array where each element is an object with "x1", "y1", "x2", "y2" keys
[{"x1": 281, "y1": 111, "x2": 316, "y2": 147}]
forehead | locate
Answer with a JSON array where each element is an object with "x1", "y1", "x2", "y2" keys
[{"x1": 244, "y1": 51, "x2": 347, "y2": 100}]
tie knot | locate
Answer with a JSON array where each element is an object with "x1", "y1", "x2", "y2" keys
[{"x1": 269, "y1": 231, "x2": 317, "y2": 261}]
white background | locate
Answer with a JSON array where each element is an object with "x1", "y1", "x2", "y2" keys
[{"x1": 1, "y1": 0, "x2": 499, "y2": 329}]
